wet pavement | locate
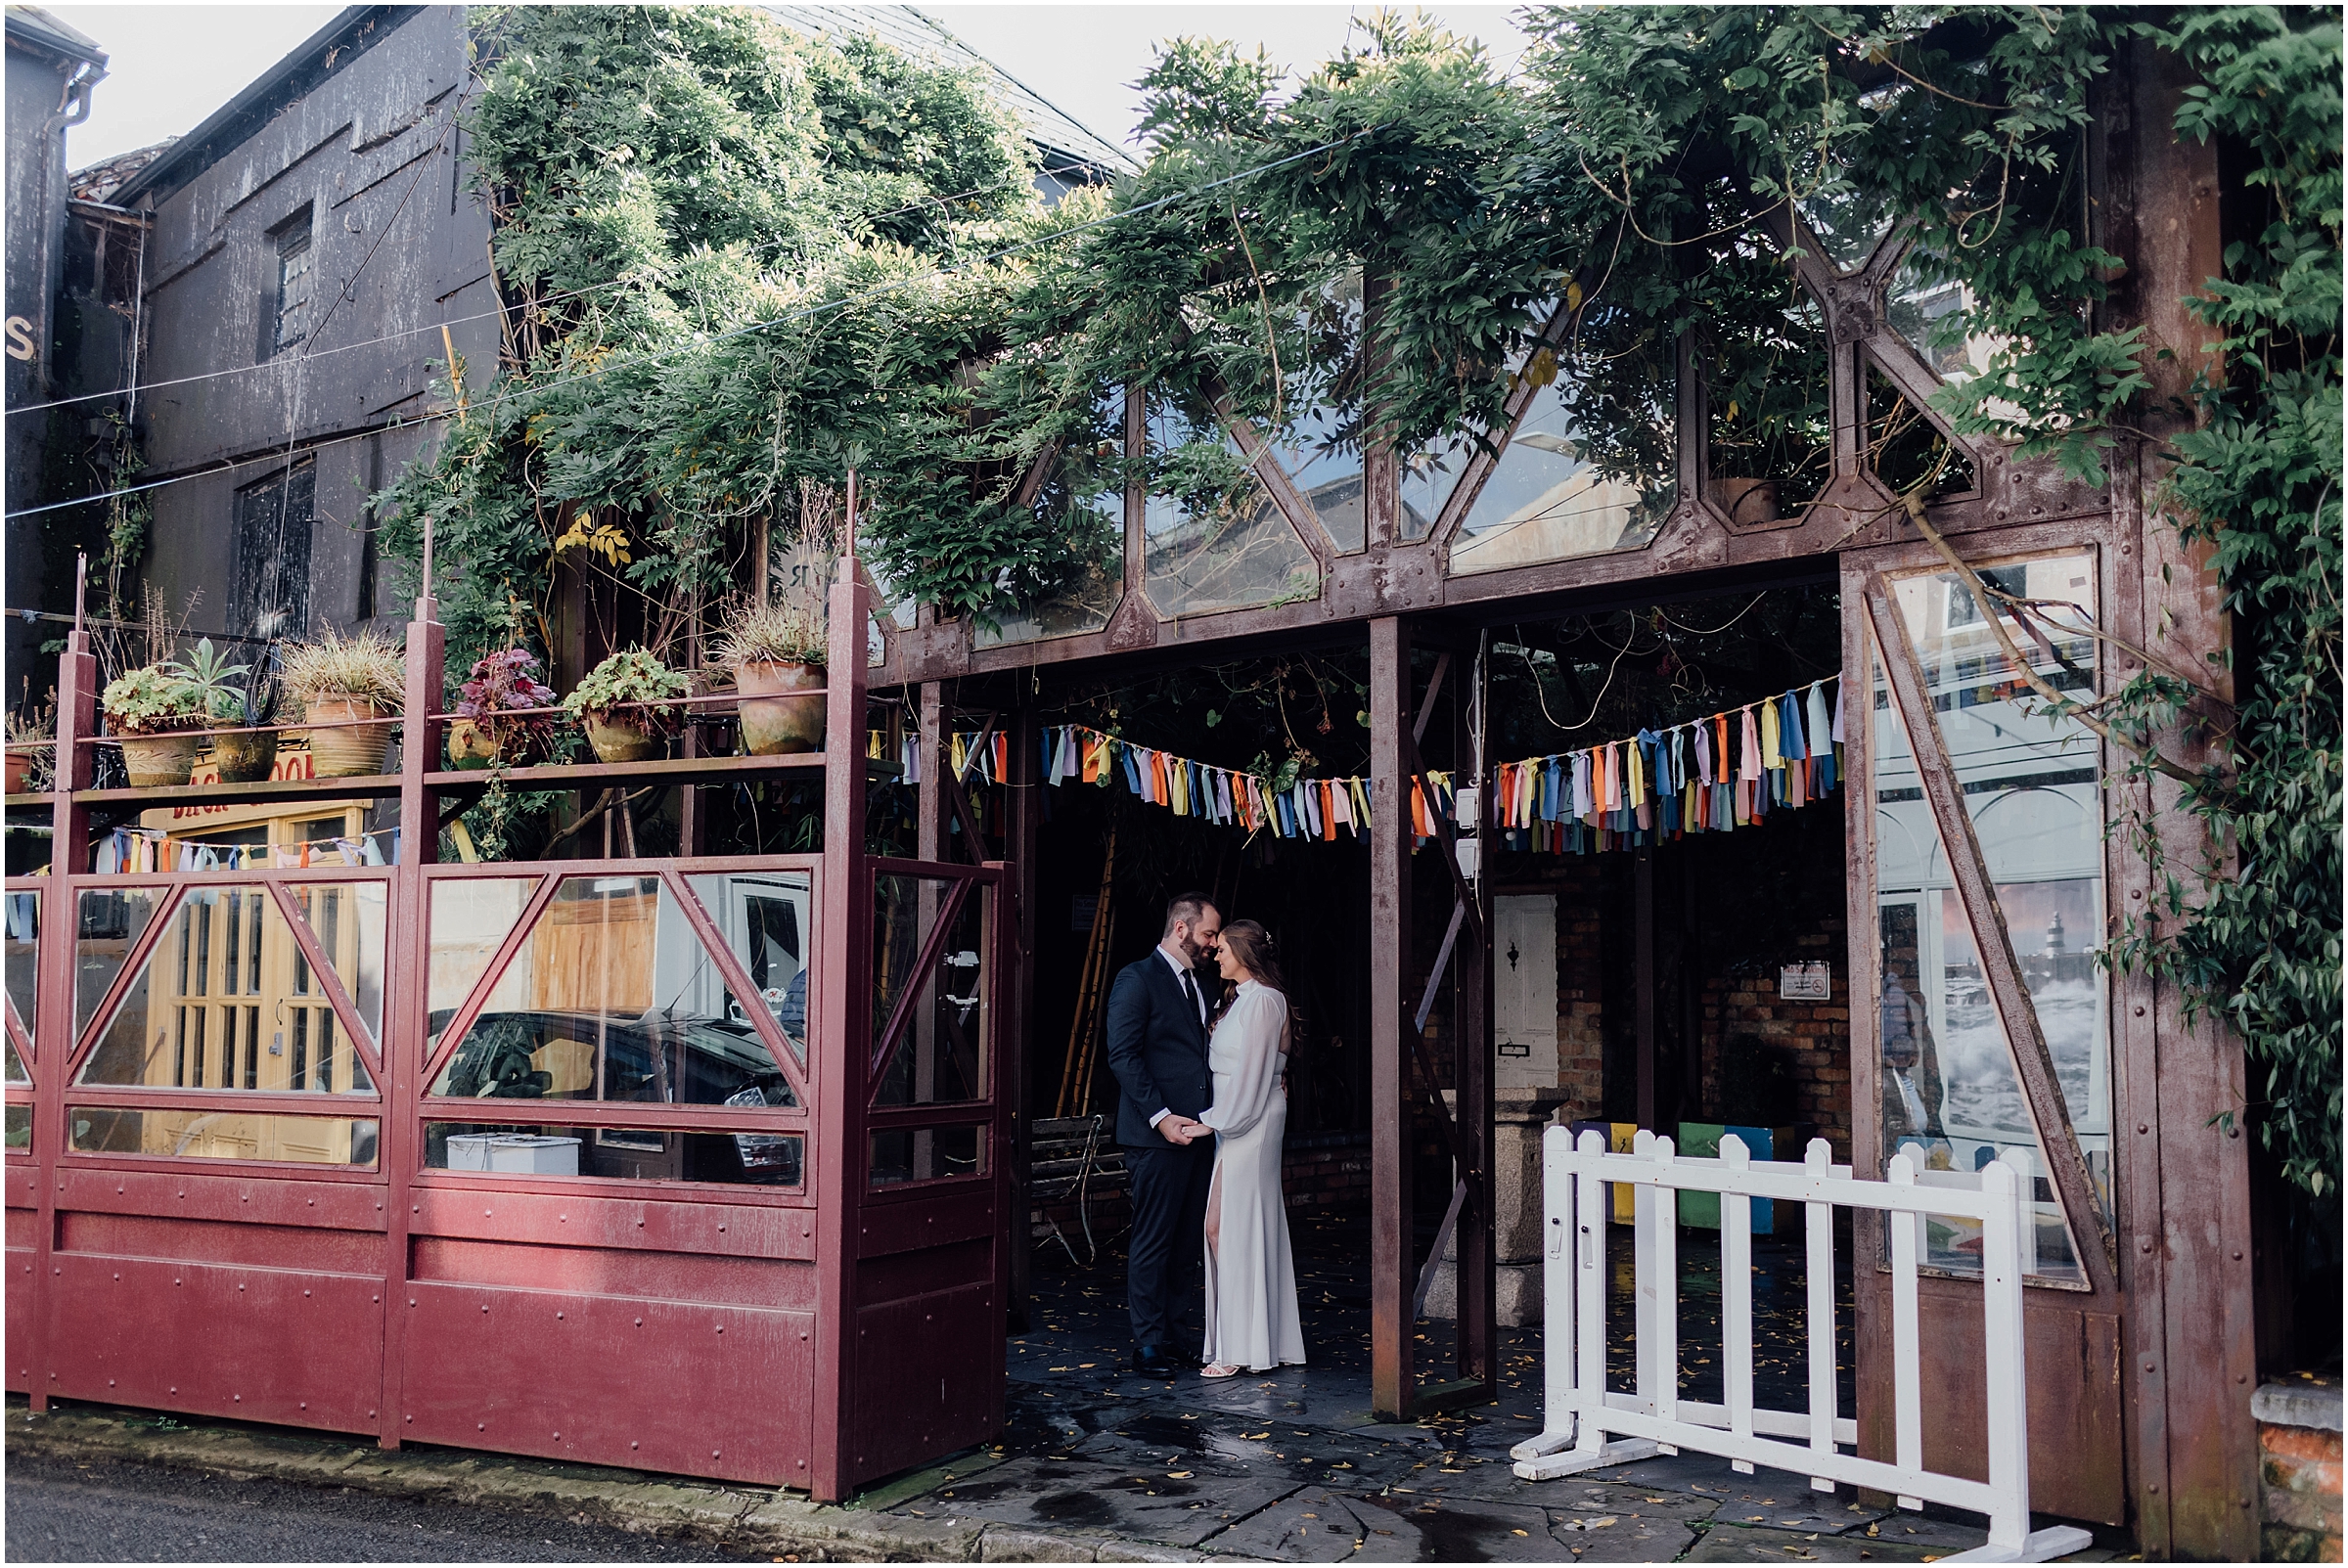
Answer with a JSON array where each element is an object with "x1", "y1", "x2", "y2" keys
[{"x1": 870, "y1": 1210, "x2": 2128, "y2": 1561}]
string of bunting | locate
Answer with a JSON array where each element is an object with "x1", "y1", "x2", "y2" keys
[{"x1": 926, "y1": 675, "x2": 1843, "y2": 854}]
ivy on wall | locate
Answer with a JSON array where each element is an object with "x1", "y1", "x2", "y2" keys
[{"x1": 377, "y1": 4, "x2": 2339, "y2": 1192}]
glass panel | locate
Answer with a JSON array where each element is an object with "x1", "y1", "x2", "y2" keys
[
  {"x1": 428, "y1": 877, "x2": 536, "y2": 1033},
  {"x1": 979, "y1": 388, "x2": 1126, "y2": 647},
  {"x1": 1143, "y1": 397, "x2": 1318, "y2": 618},
  {"x1": 4, "y1": 884, "x2": 35, "y2": 1032},
  {"x1": 1257, "y1": 270, "x2": 1367, "y2": 553},
  {"x1": 430, "y1": 875, "x2": 793, "y2": 1108},
  {"x1": 287, "y1": 882, "x2": 386, "y2": 1044},
  {"x1": 871, "y1": 877, "x2": 988, "y2": 1108},
  {"x1": 1448, "y1": 311, "x2": 1679, "y2": 574},
  {"x1": 1700, "y1": 233, "x2": 1831, "y2": 521},
  {"x1": 69, "y1": 1107, "x2": 378, "y2": 1167},
  {"x1": 423, "y1": 1121, "x2": 803, "y2": 1187},
  {"x1": 1796, "y1": 183, "x2": 1897, "y2": 273},
  {"x1": 75, "y1": 885, "x2": 160, "y2": 1038},
  {"x1": 1873, "y1": 551, "x2": 2107, "y2": 1283},
  {"x1": 1866, "y1": 362, "x2": 1977, "y2": 500},
  {"x1": 1887, "y1": 246, "x2": 2002, "y2": 383},
  {"x1": 870, "y1": 1122, "x2": 985, "y2": 1187},
  {"x1": 76, "y1": 887, "x2": 374, "y2": 1094},
  {"x1": 5, "y1": 1101, "x2": 26, "y2": 1149},
  {"x1": 685, "y1": 871, "x2": 814, "y2": 1057},
  {"x1": 5, "y1": 1035, "x2": 24, "y2": 1084}
]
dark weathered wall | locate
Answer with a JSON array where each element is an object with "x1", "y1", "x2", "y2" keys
[
  {"x1": 130, "y1": 5, "x2": 494, "y2": 642},
  {"x1": 5, "y1": 26, "x2": 98, "y2": 687}
]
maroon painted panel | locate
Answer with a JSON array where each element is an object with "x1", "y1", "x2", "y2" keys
[
  {"x1": 59, "y1": 1167, "x2": 389, "y2": 1229},
  {"x1": 411, "y1": 1187, "x2": 814, "y2": 1259},
  {"x1": 48, "y1": 1253, "x2": 384, "y2": 1432},
  {"x1": 59, "y1": 1213, "x2": 384, "y2": 1273},
  {"x1": 848, "y1": 1277, "x2": 998, "y2": 1488},
  {"x1": 857, "y1": 1187, "x2": 995, "y2": 1258},
  {"x1": 5, "y1": 1242, "x2": 29, "y2": 1391},
  {"x1": 411, "y1": 1237, "x2": 817, "y2": 1311},
  {"x1": 400, "y1": 1280, "x2": 814, "y2": 1486}
]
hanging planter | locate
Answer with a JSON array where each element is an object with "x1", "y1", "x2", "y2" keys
[
  {"x1": 281, "y1": 628, "x2": 407, "y2": 779},
  {"x1": 563, "y1": 648, "x2": 688, "y2": 765},
  {"x1": 715, "y1": 600, "x2": 828, "y2": 756}
]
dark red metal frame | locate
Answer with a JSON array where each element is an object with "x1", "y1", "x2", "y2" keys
[
  {"x1": 8, "y1": 557, "x2": 1014, "y2": 1502},
  {"x1": 5, "y1": 49, "x2": 2257, "y2": 1544}
]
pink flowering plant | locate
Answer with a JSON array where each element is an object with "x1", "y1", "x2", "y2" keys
[{"x1": 455, "y1": 649, "x2": 559, "y2": 754}]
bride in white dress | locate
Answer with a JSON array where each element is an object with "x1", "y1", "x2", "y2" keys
[{"x1": 1196, "y1": 920, "x2": 1305, "y2": 1377}]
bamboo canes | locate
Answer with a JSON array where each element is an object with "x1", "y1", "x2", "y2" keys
[{"x1": 1054, "y1": 829, "x2": 1116, "y2": 1116}]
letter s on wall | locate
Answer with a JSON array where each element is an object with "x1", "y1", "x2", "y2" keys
[{"x1": 4, "y1": 316, "x2": 34, "y2": 363}]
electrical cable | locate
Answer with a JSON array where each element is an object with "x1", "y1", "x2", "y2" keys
[{"x1": 5, "y1": 125, "x2": 1375, "y2": 523}]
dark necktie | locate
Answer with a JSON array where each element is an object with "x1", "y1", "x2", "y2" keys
[{"x1": 1181, "y1": 970, "x2": 1202, "y2": 1031}]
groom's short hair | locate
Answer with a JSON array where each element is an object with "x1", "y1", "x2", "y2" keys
[{"x1": 1163, "y1": 891, "x2": 1218, "y2": 937}]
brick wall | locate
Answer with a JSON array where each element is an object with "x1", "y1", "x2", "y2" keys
[
  {"x1": 1697, "y1": 917, "x2": 1854, "y2": 1161},
  {"x1": 2256, "y1": 1382, "x2": 2343, "y2": 1562},
  {"x1": 1554, "y1": 858, "x2": 1604, "y2": 1115}
]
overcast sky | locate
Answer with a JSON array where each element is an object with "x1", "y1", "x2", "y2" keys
[{"x1": 47, "y1": 2, "x2": 1533, "y2": 170}]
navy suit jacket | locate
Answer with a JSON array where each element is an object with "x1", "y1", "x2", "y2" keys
[{"x1": 1103, "y1": 952, "x2": 1212, "y2": 1149}]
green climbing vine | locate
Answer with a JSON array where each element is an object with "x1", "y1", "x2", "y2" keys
[{"x1": 376, "y1": 4, "x2": 2338, "y2": 1191}]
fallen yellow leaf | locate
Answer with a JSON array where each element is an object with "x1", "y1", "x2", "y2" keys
[{"x1": 1167, "y1": 1471, "x2": 1193, "y2": 1479}]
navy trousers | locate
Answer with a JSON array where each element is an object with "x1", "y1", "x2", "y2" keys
[{"x1": 1125, "y1": 1137, "x2": 1215, "y2": 1352}]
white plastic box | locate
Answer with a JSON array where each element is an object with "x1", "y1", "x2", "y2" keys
[{"x1": 487, "y1": 1134, "x2": 580, "y2": 1175}]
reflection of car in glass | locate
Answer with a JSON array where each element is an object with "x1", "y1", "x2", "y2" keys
[
  {"x1": 430, "y1": 1008, "x2": 797, "y2": 1107},
  {"x1": 427, "y1": 1008, "x2": 800, "y2": 1186}
]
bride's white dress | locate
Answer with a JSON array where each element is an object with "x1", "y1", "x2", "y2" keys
[{"x1": 1197, "y1": 980, "x2": 1305, "y2": 1371}]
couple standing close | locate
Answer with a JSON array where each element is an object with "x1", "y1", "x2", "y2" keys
[{"x1": 1104, "y1": 894, "x2": 1305, "y2": 1381}]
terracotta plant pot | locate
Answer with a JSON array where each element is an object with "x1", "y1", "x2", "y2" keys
[
  {"x1": 4, "y1": 749, "x2": 32, "y2": 795},
  {"x1": 1706, "y1": 475, "x2": 1780, "y2": 526},
  {"x1": 735, "y1": 659, "x2": 826, "y2": 755},
  {"x1": 118, "y1": 731, "x2": 203, "y2": 788},
  {"x1": 446, "y1": 718, "x2": 502, "y2": 771},
  {"x1": 304, "y1": 695, "x2": 395, "y2": 778},
  {"x1": 584, "y1": 715, "x2": 663, "y2": 764},
  {"x1": 211, "y1": 727, "x2": 278, "y2": 784}
]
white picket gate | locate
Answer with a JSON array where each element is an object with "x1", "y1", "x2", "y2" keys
[{"x1": 1509, "y1": 1128, "x2": 2092, "y2": 1563}]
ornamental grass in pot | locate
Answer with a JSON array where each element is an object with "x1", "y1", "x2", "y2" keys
[
  {"x1": 6, "y1": 688, "x2": 56, "y2": 795},
  {"x1": 100, "y1": 664, "x2": 205, "y2": 786},
  {"x1": 714, "y1": 600, "x2": 827, "y2": 755},
  {"x1": 448, "y1": 649, "x2": 558, "y2": 770},
  {"x1": 562, "y1": 648, "x2": 687, "y2": 764},
  {"x1": 281, "y1": 627, "x2": 406, "y2": 778}
]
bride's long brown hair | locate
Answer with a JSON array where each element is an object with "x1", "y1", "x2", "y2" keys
[{"x1": 1212, "y1": 919, "x2": 1287, "y2": 1021}]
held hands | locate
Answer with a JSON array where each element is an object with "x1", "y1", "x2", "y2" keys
[{"x1": 1158, "y1": 1115, "x2": 1210, "y2": 1145}]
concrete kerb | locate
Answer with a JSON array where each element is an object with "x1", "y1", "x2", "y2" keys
[{"x1": 4, "y1": 1402, "x2": 1212, "y2": 1563}]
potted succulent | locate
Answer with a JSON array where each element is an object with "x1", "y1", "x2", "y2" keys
[
  {"x1": 212, "y1": 650, "x2": 285, "y2": 784},
  {"x1": 563, "y1": 648, "x2": 688, "y2": 764},
  {"x1": 100, "y1": 663, "x2": 205, "y2": 786},
  {"x1": 167, "y1": 639, "x2": 278, "y2": 784},
  {"x1": 281, "y1": 626, "x2": 407, "y2": 778},
  {"x1": 713, "y1": 599, "x2": 828, "y2": 755},
  {"x1": 449, "y1": 649, "x2": 558, "y2": 770}
]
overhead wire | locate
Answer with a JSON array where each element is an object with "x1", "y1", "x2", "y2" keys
[{"x1": 5, "y1": 125, "x2": 1376, "y2": 523}]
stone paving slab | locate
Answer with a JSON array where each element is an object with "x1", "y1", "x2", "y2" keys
[
  {"x1": 897, "y1": 1456, "x2": 1297, "y2": 1550},
  {"x1": 1676, "y1": 1522, "x2": 1944, "y2": 1561}
]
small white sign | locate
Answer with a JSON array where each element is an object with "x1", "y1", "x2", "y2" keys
[{"x1": 1779, "y1": 962, "x2": 1831, "y2": 1001}]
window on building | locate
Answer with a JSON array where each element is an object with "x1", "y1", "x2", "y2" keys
[
  {"x1": 271, "y1": 208, "x2": 313, "y2": 354},
  {"x1": 232, "y1": 460, "x2": 314, "y2": 640}
]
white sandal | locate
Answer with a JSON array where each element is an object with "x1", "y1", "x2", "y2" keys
[{"x1": 1200, "y1": 1362, "x2": 1242, "y2": 1379}]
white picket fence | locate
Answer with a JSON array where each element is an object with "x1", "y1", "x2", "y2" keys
[{"x1": 1509, "y1": 1128, "x2": 2091, "y2": 1564}]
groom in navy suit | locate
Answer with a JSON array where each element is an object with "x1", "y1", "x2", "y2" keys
[{"x1": 1104, "y1": 891, "x2": 1222, "y2": 1379}]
